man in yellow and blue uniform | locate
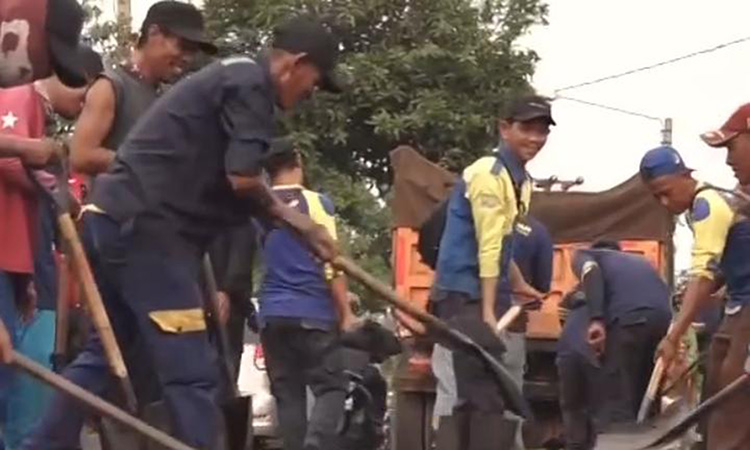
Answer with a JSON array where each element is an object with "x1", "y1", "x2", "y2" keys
[
  {"x1": 641, "y1": 137, "x2": 750, "y2": 449},
  {"x1": 431, "y1": 95, "x2": 554, "y2": 450},
  {"x1": 258, "y1": 138, "x2": 357, "y2": 450},
  {"x1": 641, "y1": 104, "x2": 750, "y2": 450}
]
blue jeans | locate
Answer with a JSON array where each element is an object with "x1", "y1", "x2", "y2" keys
[
  {"x1": 23, "y1": 213, "x2": 222, "y2": 449},
  {"x1": 0, "y1": 271, "x2": 19, "y2": 448}
]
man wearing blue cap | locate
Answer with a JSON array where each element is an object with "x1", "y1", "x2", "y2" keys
[{"x1": 642, "y1": 130, "x2": 750, "y2": 447}]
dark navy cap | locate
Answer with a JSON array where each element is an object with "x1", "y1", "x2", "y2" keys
[{"x1": 639, "y1": 145, "x2": 692, "y2": 181}]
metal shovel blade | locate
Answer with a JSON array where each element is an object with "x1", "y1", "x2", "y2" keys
[{"x1": 595, "y1": 399, "x2": 693, "y2": 450}]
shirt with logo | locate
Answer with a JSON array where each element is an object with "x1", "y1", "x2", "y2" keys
[
  {"x1": 687, "y1": 182, "x2": 750, "y2": 313},
  {"x1": 0, "y1": 84, "x2": 45, "y2": 273},
  {"x1": 258, "y1": 185, "x2": 338, "y2": 324},
  {"x1": 435, "y1": 147, "x2": 531, "y2": 300}
]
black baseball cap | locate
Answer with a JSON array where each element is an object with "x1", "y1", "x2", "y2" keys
[
  {"x1": 142, "y1": 1, "x2": 217, "y2": 55},
  {"x1": 272, "y1": 15, "x2": 344, "y2": 93},
  {"x1": 46, "y1": 0, "x2": 88, "y2": 87},
  {"x1": 504, "y1": 95, "x2": 556, "y2": 125}
]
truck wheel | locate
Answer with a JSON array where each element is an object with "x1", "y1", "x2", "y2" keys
[{"x1": 392, "y1": 391, "x2": 435, "y2": 450}]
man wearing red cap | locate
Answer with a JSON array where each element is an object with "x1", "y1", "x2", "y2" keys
[{"x1": 646, "y1": 106, "x2": 750, "y2": 449}]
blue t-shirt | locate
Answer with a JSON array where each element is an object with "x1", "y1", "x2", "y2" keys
[
  {"x1": 258, "y1": 185, "x2": 338, "y2": 323},
  {"x1": 496, "y1": 216, "x2": 553, "y2": 316}
]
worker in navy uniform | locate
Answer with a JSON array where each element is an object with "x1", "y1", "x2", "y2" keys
[
  {"x1": 24, "y1": 15, "x2": 345, "y2": 449},
  {"x1": 431, "y1": 96, "x2": 554, "y2": 450},
  {"x1": 642, "y1": 117, "x2": 750, "y2": 448},
  {"x1": 571, "y1": 241, "x2": 671, "y2": 428},
  {"x1": 495, "y1": 215, "x2": 553, "y2": 448},
  {"x1": 556, "y1": 287, "x2": 602, "y2": 450},
  {"x1": 257, "y1": 137, "x2": 358, "y2": 450}
]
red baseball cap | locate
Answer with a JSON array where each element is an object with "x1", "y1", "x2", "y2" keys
[{"x1": 701, "y1": 104, "x2": 750, "y2": 147}]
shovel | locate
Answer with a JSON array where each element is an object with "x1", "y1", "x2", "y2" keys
[
  {"x1": 201, "y1": 255, "x2": 253, "y2": 450},
  {"x1": 331, "y1": 256, "x2": 533, "y2": 419},
  {"x1": 10, "y1": 350, "x2": 196, "y2": 450}
]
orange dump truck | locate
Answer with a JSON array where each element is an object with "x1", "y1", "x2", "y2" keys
[{"x1": 388, "y1": 147, "x2": 674, "y2": 449}]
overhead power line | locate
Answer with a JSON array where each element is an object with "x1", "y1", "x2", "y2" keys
[
  {"x1": 555, "y1": 36, "x2": 750, "y2": 93},
  {"x1": 555, "y1": 95, "x2": 662, "y2": 122}
]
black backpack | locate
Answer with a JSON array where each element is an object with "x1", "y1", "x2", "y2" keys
[
  {"x1": 417, "y1": 200, "x2": 449, "y2": 269},
  {"x1": 416, "y1": 153, "x2": 528, "y2": 270}
]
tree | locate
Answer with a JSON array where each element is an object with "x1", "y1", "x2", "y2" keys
[{"x1": 203, "y1": 0, "x2": 547, "y2": 310}]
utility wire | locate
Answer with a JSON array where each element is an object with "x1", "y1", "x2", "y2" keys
[
  {"x1": 555, "y1": 36, "x2": 750, "y2": 93},
  {"x1": 555, "y1": 95, "x2": 663, "y2": 122}
]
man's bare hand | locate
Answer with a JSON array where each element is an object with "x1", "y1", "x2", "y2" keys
[
  {"x1": 587, "y1": 320, "x2": 606, "y2": 358},
  {"x1": 216, "y1": 291, "x2": 230, "y2": 326},
  {"x1": 0, "y1": 319, "x2": 13, "y2": 364},
  {"x1": 655, "y1": 335, "x2": 679, "y2": 369},
  {"x1": 21, "y1": 139, "x2": 63, "y2": 168},
  {"x1": 304, "y1": 224, "x2": 339, "y2": 262}
]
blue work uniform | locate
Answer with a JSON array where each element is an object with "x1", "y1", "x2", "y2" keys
[
  {"x1": 556, "y1": 291, "x2": 601, "y2": 450},
  {"x1": 257, "y1": 185, "x2": 346, "y2": 450},
  {"x1": 685, "y1": 183, "x2": 750, "y2": 449},
  {"x1": 25, "y1": 56, "x2": 276, "y2": 449},
  {"x1": 431, "y1": 147, "x2": 531, "y2": 450},
  {"x1": 571, "y1": 248, "x2": 671, "y2": 427}
]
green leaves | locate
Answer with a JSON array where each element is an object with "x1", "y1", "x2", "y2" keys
[{"x1": 201, "y1": 0, "x2": 547, "y2": 310}]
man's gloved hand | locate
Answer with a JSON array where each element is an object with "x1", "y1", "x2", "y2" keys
[{"x1": 0, "y1": 319, "x2": 13, "y2": 364}]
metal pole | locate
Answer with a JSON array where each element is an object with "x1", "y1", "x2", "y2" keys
[{"x1": 661, "y1": 118, "x2": 673, "y2": 146}]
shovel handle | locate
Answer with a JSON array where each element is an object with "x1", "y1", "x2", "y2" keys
[
  {"x1": 496, "y1": 305, "x2": 522, "y2": 334},
  {"x1": 12, "y1": 351, "x2": 196, "y2": 450},
  {"x1": 58, "y1": 213, "x2": 137, "y2": 413},
  {"x1": 637, "y1": 357, "x2": 666, "y2": 423}
]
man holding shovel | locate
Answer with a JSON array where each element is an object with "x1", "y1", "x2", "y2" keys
[
  {"x1": 641, "y1": 107, "x2": 750, "y2": 449},
  {"x1": 430, "y1": 95, "x2": 553, "y2": 449},
  {"x1": 25, "y1": 15, "x2": 344, "y2": 449}
]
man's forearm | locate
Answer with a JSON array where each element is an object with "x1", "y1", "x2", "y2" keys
[
  {"x1": 668, "y1": 276, "x2": 716, "y2": 343},
  {"x1": 0, "y1": 135, "x2": 50, "y2": 159},
  {"x1": 70, "y1": 147, "x2": 115, "y2": 175},
  {"x1": 509, "y1": 261, "x2": 543, "y2": 298},
  {"x1": 330, "y1": 274, "x2": 354, "y2": 325},
  {"x1": 481, "y1": 276, "x2": 499, "y2": 321}
]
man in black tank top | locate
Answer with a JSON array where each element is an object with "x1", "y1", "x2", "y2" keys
[{"x1": 69, "y1": 1, "x2": 216, "y2": 180}]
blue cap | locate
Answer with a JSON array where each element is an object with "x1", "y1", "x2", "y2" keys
[{"x1": 639, "y1": 146, "x2": 691, "y2": 181}]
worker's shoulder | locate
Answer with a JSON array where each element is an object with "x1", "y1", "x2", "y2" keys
[
  {"x1": 692, "y1": 185, "x2": 733, "y2": 223},
  {"x1": 301, "y1": 189, "x2": 335, "y2": 213},
  {"x1": 218, "y1": 56, "x2": 268, "y2": 86},
  {"x1": 463, "y1": 155, "x2": 511, "y2": 183}
]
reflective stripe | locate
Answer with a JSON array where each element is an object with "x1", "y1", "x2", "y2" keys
[{"x1": 148, "y1": 308, "x2": 206, "y2": 333}]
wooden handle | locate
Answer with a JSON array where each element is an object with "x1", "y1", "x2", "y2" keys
[
  {"x1": 636, "y1": 357, "x2": 665, "y2": 423},
  {"x1": 12, "y1": 351, "x2": 196, "y2": 450},
  {"x1": 57, "y1": 213, "x2": 137, "y2": 412},
  {"x1": 496, "y1": 305, "x2": 523, "y2": 334}
]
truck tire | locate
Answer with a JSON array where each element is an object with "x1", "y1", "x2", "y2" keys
[{"x1": 392, "y1": 390, "x2": 435, "y2": 450}]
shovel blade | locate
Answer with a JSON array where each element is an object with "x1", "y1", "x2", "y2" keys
[
  {"x1": 222, "y1": 396, "x2": 253, "y2": 450},
  {"x1": 595, "y1": 399, "x2": 694, "y2": 450}
]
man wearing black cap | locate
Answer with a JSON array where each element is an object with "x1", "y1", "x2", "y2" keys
[
  {"x1": 26, "y1": 14, "x2": 344, "y2": 449},
  {"x1": 0, "y1": 0, "x2": 90, "y2": 88},
  {"x1": 431, "y1": 95, "x2": 553, "y2": 450},
  {"x1": 70, "y1": 0, "x2": 216, "y2": 180}
]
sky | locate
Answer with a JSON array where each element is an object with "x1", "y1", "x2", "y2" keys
[
  {"x1": 121, "y1": 0, "x2": 750, "y2": 270},
  {"x1": 518, "y1": 0, "x2": 750, "y2": 269}
]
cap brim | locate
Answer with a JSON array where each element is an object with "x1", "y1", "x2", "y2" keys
[
  {"x1": 701, "y1": 129, "x2": 738, "y2": 147},
  {"x1": 513, "y1": 111, "x2": 556, "y2": 126},
  {"x1": 48, "y1": 37, "x2": 87, "y2": 88},
  {"x1": 170, "y1": 28, "x2": 218, "y2": 55},
  {"x1": 319, "y1": 69, "x2": 344, "y2": 93}
]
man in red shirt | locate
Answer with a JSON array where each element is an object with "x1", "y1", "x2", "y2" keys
[{"x1": 0, "y1": 47, "x2": 101, "y2": 447}]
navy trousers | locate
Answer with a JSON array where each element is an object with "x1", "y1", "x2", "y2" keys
[{"x1": 23, "y1": 213, "x2": 222, "y2": 449}]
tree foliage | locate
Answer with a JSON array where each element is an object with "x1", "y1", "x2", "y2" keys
[{"x1": 202, "y1": 0, "x2": 546, "y2": 309}]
